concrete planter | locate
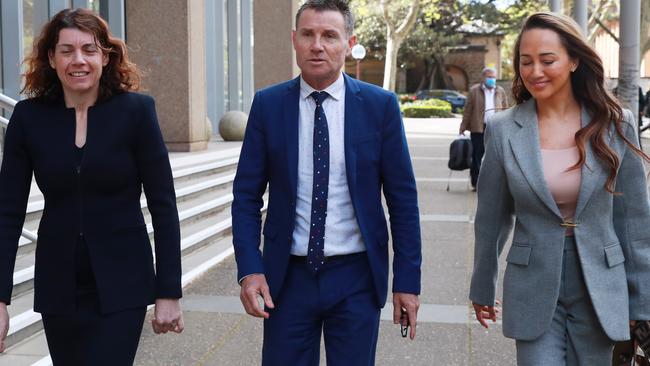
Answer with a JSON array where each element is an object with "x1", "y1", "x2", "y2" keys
[{"x1": 219, "y1": 111, "x2": 248, "y2": 141}]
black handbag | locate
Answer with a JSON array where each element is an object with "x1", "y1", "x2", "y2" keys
[{"x1": 613, "y1": 321, "x2": 650, "y2": 366}]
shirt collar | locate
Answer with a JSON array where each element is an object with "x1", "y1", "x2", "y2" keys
[
  {"x1": 299, "y1": 73, "x2": 345, "y2": 102},
  {"x1": 481, "y1": 83, "x2": 495, "y2": 93}
]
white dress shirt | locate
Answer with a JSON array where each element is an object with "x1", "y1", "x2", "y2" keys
[
  {"x1": 483, "y1": 84, "x2": 496, "y2": 124},
  {"x1": 291, "y1": 73, "x2": 365, "y2": 256}
]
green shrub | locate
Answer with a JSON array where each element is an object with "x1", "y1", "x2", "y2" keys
[{"x1": 400, "y1": 99, "x2": 453, "y2": 118}]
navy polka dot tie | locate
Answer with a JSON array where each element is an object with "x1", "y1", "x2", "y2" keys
[{"x1": 307, "y1": 91, "x2": 329, "y2": 273}]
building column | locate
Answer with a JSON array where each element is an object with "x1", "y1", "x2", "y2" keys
[
  {"x1": 72, "y1": 0, "x2": 89, "y2": 9},
  {"x1": 549, "y1": 0, "x2": 563, "y2": 14},
  {"x1": 206, "y1": 0, "x2": 226, "y2": 135},
  {"x1": 1, "y1": 0, "x2": 23, "y2": 100},
  {"x1": 253, "y1": 0, "x2": 298, "y2": 91},
  {"x1": 618, "y1": 0, "x2": 641, "y2": 126},
  {"x1": 227, "y1": 0, "x2": 242, "y2": 112},
  {"x1": 241, "y1": 0, "x2": 254, "y2": 112},
  {"x1": 573, "y1": 0, "x2": 588, "y2": 36},
  {"x1": 126, "y1": 0, "x2": 209, "y2": 151},
  {"x1": 48, "y1": 0, "x2": 69, "y2": 17},
  {"x1": 100, "y1": 0, "x2": 125, "y2": 40}
]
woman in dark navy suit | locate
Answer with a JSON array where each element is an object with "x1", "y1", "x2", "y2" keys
[{"x1": 0, "y1": 8, "x2": 183, "y2": 364}]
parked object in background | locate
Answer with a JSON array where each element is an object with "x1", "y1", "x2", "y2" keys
[{"x1": 415, "y1": 89, "x2": 467, "y2": 113}]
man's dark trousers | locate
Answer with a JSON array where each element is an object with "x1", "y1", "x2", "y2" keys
[
  {"x1": 470, "y1": 132, "x2": 485, "y2": 187},
  {"x1": 262, "y1": 253, "x2": 380, "y2": 366}
]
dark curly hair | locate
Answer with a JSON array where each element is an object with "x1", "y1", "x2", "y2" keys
[
  {"x1": 22, "y1": 8, "x2": 140, "y2": 102},
  {"x1": 512, "y1": 12, "x2": 648, "y2": 193}
]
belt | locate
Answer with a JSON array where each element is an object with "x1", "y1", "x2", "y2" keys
[{"x1": 289, "y1": 252, "x2": 366, "y2": 264}]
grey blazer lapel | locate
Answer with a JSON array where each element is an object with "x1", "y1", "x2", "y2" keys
[
  {"x1": 574, "y1": 107, "x2": 608, "y2": 220},
  {"x1": 509, "y1": 100, "x2": 563, "y2": 219}
]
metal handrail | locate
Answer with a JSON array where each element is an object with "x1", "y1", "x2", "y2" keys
[
  {"x1": 0, "y1": 93, "x2": 17, "y2": 127},
  {"x1": 0, "y1": 94, "x2": 35, "y2": 242}
]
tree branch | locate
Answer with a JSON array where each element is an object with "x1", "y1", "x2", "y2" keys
[
  {"x1": 394, "y1": 0, "x2": 420, "y2": 38},
  {"x1": 594, "y1": 17, "x2": 619, "y2": 43},
  {"x1": 379, "y1": 0, "x2": 395, "y2": 34}
]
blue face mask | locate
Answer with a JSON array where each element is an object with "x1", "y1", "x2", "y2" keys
[{"x1": 484, "y1": 78, "x2": 496, "y2": 89}]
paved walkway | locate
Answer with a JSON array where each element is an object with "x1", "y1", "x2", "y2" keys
[{"x1": 133, "y1": 117, "x2": 518, "y2": 365}]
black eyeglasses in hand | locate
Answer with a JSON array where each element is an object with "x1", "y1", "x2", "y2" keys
[{"x1": 400, "y1": 308, "x2": 409, "y2": 338}]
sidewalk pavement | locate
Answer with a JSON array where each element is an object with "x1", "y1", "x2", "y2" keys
[{"x1": 134, "y1": 117, "x2": 517, "y2": 365}]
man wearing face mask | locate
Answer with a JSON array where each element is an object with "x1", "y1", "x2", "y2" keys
[{"x1": 459, "y1": 67, "x2": 509, "y2": 191}]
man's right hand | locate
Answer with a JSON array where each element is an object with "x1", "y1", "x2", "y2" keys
[
  {"x1": 240, "y1": 274, "x2": 275, "y2": 319},
  {"x1": 0, "y1": 302, "x2": 8, "y2": 353},
  {"x1": 459, "y1": 126, "x2": 466, "y2": 135}
]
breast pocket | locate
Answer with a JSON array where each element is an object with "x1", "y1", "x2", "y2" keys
[
  {"x1": 353, "y1": 133, "x2": 380, "y2": 167},
  {"x1": 604, "y1": 242, "x2": 625, "y2": 267}
]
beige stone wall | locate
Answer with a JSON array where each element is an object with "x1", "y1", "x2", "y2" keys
[
  {"x1": 126, "y1": 0, "x2": 208, "y2": 152},
  {"x1": 253, "y1": 0, "x2": 300, "y2": 90},
  {"x1": 467, "y1": 35, "x2": 503, "y2": 78}
]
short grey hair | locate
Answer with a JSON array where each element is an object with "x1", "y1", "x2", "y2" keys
[
  {"x1": 295, "y1": 0, "x2": 355, "y2": 37},
  {"x1": 482, "y1": 67, "x2": 497, "y2": 76}
]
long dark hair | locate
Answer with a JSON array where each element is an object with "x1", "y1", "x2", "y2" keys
[
  {"x1": 512, "y1": 12, "x2": 648, "y2": 193},
  {"x1": 22, "y1": 8, "x2": 140, "y2": 102}
]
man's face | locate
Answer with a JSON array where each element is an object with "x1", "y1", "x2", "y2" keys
[
  {"x1": 292, "y1": 9, "x2": 355, "y2": 90},
  {"x1": 482, "y1": 70, "x2": 496, "y2": 89}
]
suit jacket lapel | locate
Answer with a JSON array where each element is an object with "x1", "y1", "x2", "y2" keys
[
  {"x1": 509, "y1": 99, "x2": 563, "y2": 219},
  {"x1": 574, "y1": 107, "x2": 607, "y2": 220},
  {"x1": 343, "y1": 74, "x2": 362, "y2": 204},
  {"x1": 284, "y1": 77, "x2": 301, "y2": 197}
]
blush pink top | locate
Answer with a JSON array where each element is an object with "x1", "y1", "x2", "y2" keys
[{"x1": 541, "y1": 147, "x2": 581, "y2": 235}]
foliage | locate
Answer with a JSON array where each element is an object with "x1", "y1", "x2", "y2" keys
[
  {"x1": 398, "y1": 93, "x2": 417, "y2": 103},
  {"x1": 351, "y1": 0, "x2": 548, "y2": 89},
  {"x1": 400, "y1": 98, "x2": 453, "y2": 117}
]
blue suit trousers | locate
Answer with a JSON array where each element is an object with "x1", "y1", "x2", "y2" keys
[{"x1": 262, "y1": 253, "x2": 381, "y2": 366}]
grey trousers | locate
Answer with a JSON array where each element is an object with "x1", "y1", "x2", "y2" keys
[{"x1": 515, "y1": 236, "x2": 615, "y2": 366}]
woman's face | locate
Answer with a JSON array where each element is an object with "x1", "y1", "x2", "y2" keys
[
  {"x1": 518, "y1": 28, "x2": 577, "y2": 102},
  {"x1": 49, "y1": 28, "x2": 108, "y2": 97}
]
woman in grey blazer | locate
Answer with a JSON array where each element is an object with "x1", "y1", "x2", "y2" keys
[{"x1": 469, "y1": 12, "x2": 650, "y2": 365}]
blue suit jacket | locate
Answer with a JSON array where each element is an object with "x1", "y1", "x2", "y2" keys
[{"x1": 232, "y1": 74, "x2": 421, "y2": 307}]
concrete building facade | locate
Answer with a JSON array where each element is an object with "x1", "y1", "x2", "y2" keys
[{"x1": 1, "y1": 0, "x2": 300, "y2": 151}]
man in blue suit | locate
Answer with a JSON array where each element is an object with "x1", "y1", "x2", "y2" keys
[{"x1": 232, "y1": 1, "x2": 422, "y2": 364}]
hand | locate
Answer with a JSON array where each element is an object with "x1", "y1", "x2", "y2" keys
[
  {"x1": 152, "y1": 298, "x2": 184, "y2": 334},
  {"x1": 393, "y1": 292, "x2": 420, "y2": 340},
  {"x1": 472, "y1": 300, "x2": 501, "y2": 328},
  {"x1": 240, "y1": 274, "x2": 274, "y2": 319},
  {"x1": 0, "y1": 302, "x2": 7, "y2": 353},
  {"x1": 459, "y1": 126, "x2": 466, "y2": 135}
]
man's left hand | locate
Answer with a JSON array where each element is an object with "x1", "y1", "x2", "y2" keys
[{"x1": 393, "y1": 292, "x2": 420, "y2": 340}]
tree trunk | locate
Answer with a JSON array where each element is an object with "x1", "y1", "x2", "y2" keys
[
  {"x1": 383, "y1": 35, "x2": 403, "y2": 91},
  {"x1": 380, "y1": 0, "x2": 420, "y2": 92}
]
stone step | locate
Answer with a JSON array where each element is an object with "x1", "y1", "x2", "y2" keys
[
  {"x1": 21, "y1": 157, "x2": 238, "y2": 229},
  {"x1": 10, "y1": 189, "x2": 239, "y2": 300},
  {"x1": 0, "y1": 232, "x2": 245, "y2": 366},
  {"x1": 1, "y1": 146, "x2": 244, "y2": 364},
  {"x1": 2, "y1": 197, "x2": 265, "y2": 355},
  {"x1": 17, "y1": 166, "x2": 237, "y2": 260}
]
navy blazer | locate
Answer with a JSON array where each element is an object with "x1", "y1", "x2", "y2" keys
[
  {"x1": 232, "y1": 74, "x2": 422, "y2": 307},
  {"x1": 0, "y1": 92, "x2": 182, "y2": 314}
]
